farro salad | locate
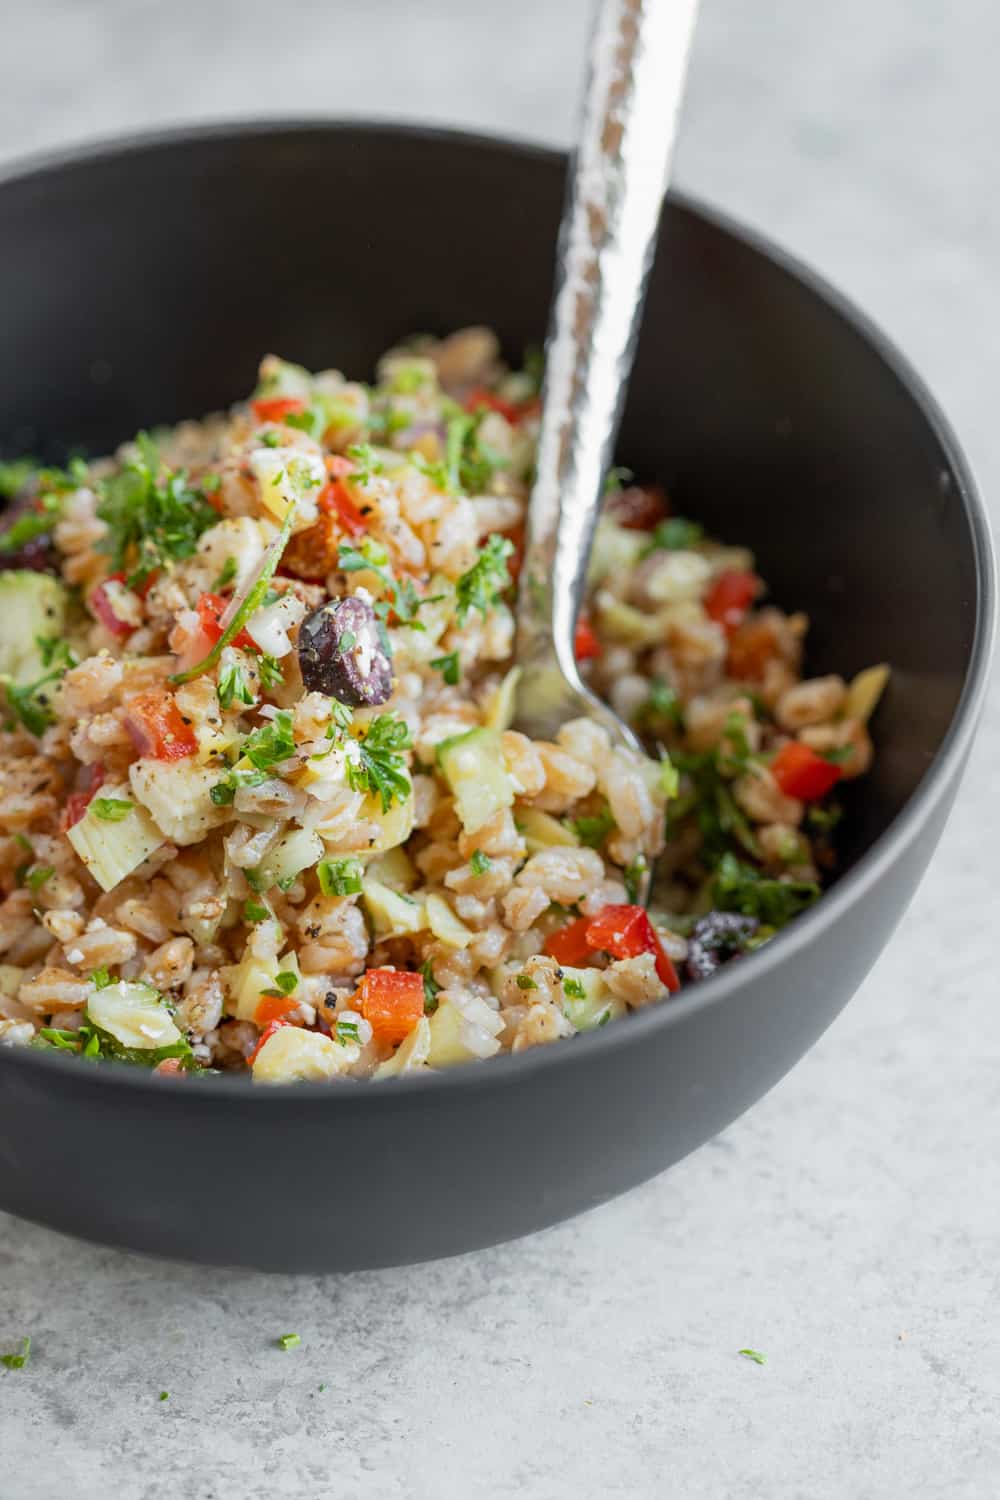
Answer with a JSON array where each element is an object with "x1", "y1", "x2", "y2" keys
[{"x1": 0, "y1": 328, "x2": 888, "y2": 1083}]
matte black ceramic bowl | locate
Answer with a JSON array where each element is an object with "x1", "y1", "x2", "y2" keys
[{"x1": 0, "y1": 123, "x2": 993, "y2": 1270}]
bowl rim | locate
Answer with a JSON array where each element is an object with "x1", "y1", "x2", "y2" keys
[{"x1": 0, "y1": 116, "x2": 994, "y2": 1103}]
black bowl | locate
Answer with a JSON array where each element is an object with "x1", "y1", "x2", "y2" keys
[{"x1": 0, "y1": 123, "x2": 993, "y2": 1270}]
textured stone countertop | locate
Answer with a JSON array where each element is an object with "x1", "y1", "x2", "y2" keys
[{"x1": 1, "y1": 2, "x2": 998, "y2": 1496}]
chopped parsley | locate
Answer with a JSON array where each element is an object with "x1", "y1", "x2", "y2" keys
[
  {"x1": 0, "y1": 458, "x2": 40, "y2": 498},
  {"x1": 643, "y1": 517, "x2": 704, "y2": 553},
  {"x1": 469, "y1": 849, "x2": 492, "y2": 875},
  {"x1": 563, "y1": 976, "x2": 586, "y2": 999},
  {"x1": 623, "y1": 853, "x2": 648, "y2": 905},
  {"x1": 421, "y1": 960, "x2": 441, "y2": 1013},
  {"x1": 638, "y1": 677, "x2": 684, "y2": 730},
  {"x1": 217, "y1": 661, "x2": 255, "y2": 710},
  {"x1": 91, "y1": 967, "x2": 113, "y2": 989},
  {"x1": 430, "y1": 651, "x2": 460, "y2": 686},
  {"x1": 317, "y1": 857, "x2": 363, "y2": 897},
  {"x1": 97, "y1": 432, "x2": 217, "y2": 588},
  {"x1": 24, "y1": 866, "x2": 54, "y2": 892},
  {"x1": 670, "y1": 747, "x2": 761, "y2": 863},
  {"x1": 277, "y1": 1333, "x2": 301, "y2": 1352},
  {"x1": 244, "y1": 898, "x2": 270, "y2": 923},
  {"x1": 335, "y1": 1015, "x2": 361, "y2": 1045},
  {"x1": 568, "y1": 804, "x2": 616, "y2": 849},
  {"x1": 91, "y1": 797, "x2": 133, "y2": 822},
  {"x1": 159, "y1": 1391, "x2": 170, "y2": 1402},
  {"x1": 243, "y1": 711, "x2": 296, "y2": 771},
  {"x1": 337, "y1": 539, "x2": 435, "y2": 634},
  {"x1": 344, "y1": 443, "x2": 383, "y2": 485},
  {"x1": 256, "y1": 654, "x2": 284, "y2": 690},
  {"x1": 346, "y1": 712, "x2": 412, "y2": 812},
  {"x1": 2, "y1": 652, "x2": 75, "y2": 737},
  {"x1": 515, "y1": 974, "x2": 537, "y2": 991},
  {"x1": 272, "y1": 971, "x2": 298, "y2": 995},
  {"x1": 454, "y1": 534, "x2": 514, "y2": 623},
  {"x1": 1, "y1": 1337, "x2": 30, "y2": 1371},
  {"x1": 603, "y1": 466, "x2": 634, "y2": 493},
  {"x1": 738, "y1": 1348, "x2": 767, "y2": 1366},
  {"x1": 712, "y1": 852, "x2": 819, "y2": 928}
]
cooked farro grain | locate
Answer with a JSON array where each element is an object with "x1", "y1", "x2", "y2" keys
[{"x1": 0, "y1": 331, "x2": 886, "y2": 1081}]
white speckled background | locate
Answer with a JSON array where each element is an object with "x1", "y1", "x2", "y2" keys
[{"x1": 1, "y1": 3, "x2": 998, "y2": 1496}]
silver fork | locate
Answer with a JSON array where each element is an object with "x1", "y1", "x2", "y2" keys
[{"x1": 512, "y1": 0, "x2": 700, "y2": 752}]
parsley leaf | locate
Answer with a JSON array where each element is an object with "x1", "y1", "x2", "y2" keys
[
  {"x1": 25, "y1": 866, "x2": 54, "y2": 891},
  {"x1": 277, "y1": 1333, "x2": 301, "y2": 1352},
  {"x1": 712, "y1": 852, "x2": 819, "y2": 928},
  {"x1": 346, "y1": 712, "x2": 412, "y2": 812},
  {"x1": 1, "y1": 1337, "x2": 30, "y2": 1371},
  {"x1": 623, "y1": 853, "x2": 648, "y2": 905},
  {"x1": 454, "y1": 534, "x2": 514, "y2": 623},
  {"x1": 470, "y1": 849, "x2": 492, "y2": 875},
  {"x1": 97, "y1": 432, "x2": 217, "y2": 588},
  {"x1": 643, "y1": 517, "x2": 704, "y2": 553},
  {"x1": 568, "y1": 804, "x2": 616, "y2": 849},
  {"x1": 242, "y1": 711, "x2": 296, "y2": 771},
  {"x1": 212, "y1": 556, "x2": 238, "y2": 591},
  {"x1": 430, "y1": 651, "x2": 460, "y2": 686},
  {"x1": 218, "y1": 661, "x2": 255, "y2": 710},
  {"x1": 420, "y1": 960, "x2": 441, "y2": 1013},
  {"x1": 562, "y1": 976, "x2": 586, "y2": 999},
  {"x1": 515, "y1": 974, "x2": 537, "y2": 991},
  {"x1": 738, "y1": 1348, "x2": 767, "y2": 1366}
]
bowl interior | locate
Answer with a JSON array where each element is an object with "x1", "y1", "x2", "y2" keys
[{"x1": 0, "y1": 122, "x2": 984, "y2": 884}]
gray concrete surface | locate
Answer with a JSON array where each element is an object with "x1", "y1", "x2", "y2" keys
[{"x1": 1, "y1": 2, "x2": 998, "y2": 1496}]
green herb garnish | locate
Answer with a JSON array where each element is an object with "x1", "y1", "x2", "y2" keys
[
  {"x1": 712, "y1": 852, "x2": 819, "y2": 928},
  {"x1": 212, "y1": 556, "x2": 238, "y2": 591},
  {"x1": 346, "y1": 712, "x2": 412, "y2": 812},
  {"x1": 1, "y1": 1337, "x2": 30, "y2": 1371},
  {"x1": 421, "y1": 960, "x2": 441, "y2": 1013},
  {"x1": 317, "y1": 857, "x2": 363, "y2": 897},
  {"x1": 25, "y1": 866, "x2": 54, "y2": 892},
  {"x1": 244, "y1": 899, "x2": 270, "y2": 923},
  {"x1": 568, "y1": 804, "x2": 616, "y2": 849},
  {"x1": 470, "y1": 849, "x2": 492, "y2": 875},
  {"x1": 562, "y1": 976, "x2": 586, "y2": 999},
  {"x1": 217, "y1": 661, "x2": 255, "y2": 710},
  {"x1": 738, "y1": 1348, "x2": 767, "y2": 1365},
  {"x1": 454, "y1": 534, "x2": 514, "y2": 624},
  {"x1": 515, "y1": 974, "x2": 537, "y2": 991},
  {"x1": 277, "y1": 1333, "x2": 301, "y2": 1352},
  {"x1": 643, "y1": 517, "x2": 703, "y2": 553},
  {"x1": 97, "y1": 432, "x2": 217, "y2": 588},
  {"x1": 430, "y1": 651, "x2": 460, "y2": 686}
]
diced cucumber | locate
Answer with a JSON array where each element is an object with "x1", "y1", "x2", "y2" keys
[
  {"x1": 364, "y1": 846, "x2": 417, "y2": 892},
  {"x1": 424, "y1": 892, "x2": 474, "y2": 949},
  {"x1": 66, "y1": 789, "x2": 166, "y2": 892},
  {"x1": 558, "y1": 966, "x2": 625, "y2": 1032},
  {"x1": 425, "y1": 996, "x2": 503, "y2": 1068},
  {"x1": 255, "y1": 828, "x2": 324, "y2": 892},
  {"x1": 85, "y1": 980, "x2": 190, "y2": 1064},
  {"x1": 374, "y1": 1016, "x2": 432, "y2": 1079},
  {"x1": 437, "y1": 727, "x2": 515, "y2": 834},
  {"x1": 483, "y1": 666, "x2": 521, "y2": 733},
  {"x1": 252, "y1": 1025, "x2": 358, "y2": 1083},
  {"x1": 0, "y1": 571, "x2": 68, "y2": 684},
  {"x1": 227, "y1": 920, "x2": 284, "y2": 1020},
  {"x1": 517, "y1": 807, "x2": 580, "y2": 853},
  {"x1": 357, "y1": 780, "x2": 415, "y2": 854},
  {"x1": 362, "y1": 878, "x2": 425, "y2": 938}
]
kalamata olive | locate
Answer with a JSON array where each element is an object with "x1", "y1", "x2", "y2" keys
[
  {"x1": 0, "y1": 489, "x2": 58, "y2": 573},
  {"x1": 686, "y1": 911, "x2": 759, "y2": 982},
  {"x1": 298, "y1": 595, "x2": 392, "y2": 707}
]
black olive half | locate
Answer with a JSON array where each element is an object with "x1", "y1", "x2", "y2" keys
[
  {"x1": 297, "y1": 595, "x2": 392, "y2": 707},
  {"x1": 686, "y1": 911, "x2": 760, "y2": 982}
]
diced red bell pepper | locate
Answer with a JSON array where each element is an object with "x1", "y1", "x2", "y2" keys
[
  {"x1": 318, "y1": 479, "x2": 368, "y2": 538},
  {"x1": 247, "y1": 1018, "x2": 294, "y2": 1066},
  {"x1": 584, "y1": 904, "x2": 680, "y2": 992},
  {"x1": 771, "y1": 741, "x2": 843, "y2": 801},
  {"x1": 574, "y1": 615, "x2": 602, "y2": 662},
  {"x1": 606, "y1": 484, "x2": 669, "y2": 531},
  {"x1": 463, "y1": 387, "x2": 522, "y2": 424},
  {"x1": 195, "y1": 592, "x2": 256, "y2": 650},
  {"x1": 358, "y1": 969, "x2": 425, "y2": 1046},
  {"x1": 543, "y1": 916, "x2": 593, "y2": 968},
  {"x1": 62, "y1": 765, "x2": 106, "y2": 830},
  {"x1": 254, "y1": 993, "x2": 301, "y2": 1029},
  {"x1": 123, "y1": 691, "x2": 198, "y2": 761},
  {"x1": 90, "y1": 572, "x2": 138, "y2": 639},
  {"x1": 704, "y1": 570, "x2": 760, "y2": 634},
  {"x1": 251, "y1": 396, "x2": 307, "y2": 424}
]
